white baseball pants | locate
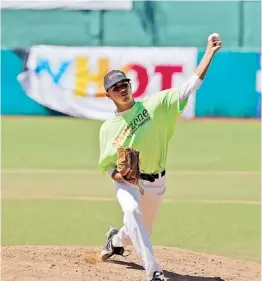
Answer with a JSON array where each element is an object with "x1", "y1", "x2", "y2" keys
[{"x1": 112, "y1": 176, "x2": 166, "y2": 280}]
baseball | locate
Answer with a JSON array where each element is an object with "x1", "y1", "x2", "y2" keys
[{"x1": 208, "y1": 33, "x2": 220, "y2": 41}]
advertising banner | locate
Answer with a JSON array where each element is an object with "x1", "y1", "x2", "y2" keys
[{"x1": 18, "y1": 46, "x2": 197, "y2": 120}]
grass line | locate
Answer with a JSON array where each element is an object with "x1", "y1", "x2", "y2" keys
[{"x1": 2, "y1": 195, "x2": 261, "y2": 205}]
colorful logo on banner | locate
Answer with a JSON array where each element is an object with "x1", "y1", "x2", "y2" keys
[{"x1": 35, "y1": 57, "x2": 183, "y2": 98}]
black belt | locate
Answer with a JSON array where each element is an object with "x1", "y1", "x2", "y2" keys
[{"x1": 140, "y1": 170, "x2": 166, "y2": 182}]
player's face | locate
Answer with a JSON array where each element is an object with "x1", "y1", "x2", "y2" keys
[{"x1": 107, "y1": 80, "x2": 133, "y2": 104}]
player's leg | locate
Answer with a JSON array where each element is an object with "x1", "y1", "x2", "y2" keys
[
  {"x1": 140, "y1": 177, "x2": 166, "y2": 237},
  {"x1": 110, "y1": 185, "x2": 138, "y2": 247},
  {"x1": 112, "y1": 181, "x2": 163, "y2": 280},
  {"x1": 100, "y1": 183, "x2": 139, "y2": 263},
  {"x1": 111, "y1": 177, "x2": 166, "y2": 246}
]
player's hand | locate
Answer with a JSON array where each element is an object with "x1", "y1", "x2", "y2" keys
[
  {"x1": 113, "y1": 170, "x2": 139, "y2": 185},
  {"x1": 112, "y1": 170, "x2": 143, "y2": 194},
  {"x1": 206, "y1": 33, "x2": 222, "y2": 55}
]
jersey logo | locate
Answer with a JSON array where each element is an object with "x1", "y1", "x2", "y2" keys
[{"x1": 113, "y1": 109, "x2": 151, "y2": 147}]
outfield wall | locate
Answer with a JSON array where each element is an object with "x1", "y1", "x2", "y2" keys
[
  {"x1": 1, "y1": 49, "x2": 261, "y2": 118},
  {"x1": 2, "y1": 1, "x2": 260, "y2": 49}
]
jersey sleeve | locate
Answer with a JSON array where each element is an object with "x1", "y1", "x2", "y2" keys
[
  {"x1": 98, "y1": 122, "x2": 116, "y2": 173},
  {"x1": 161, "y1": 87, "x2": 188, "y2": 116},
  {"x1": 149, "y1": 87, "x2": 188, "y2": 118}
]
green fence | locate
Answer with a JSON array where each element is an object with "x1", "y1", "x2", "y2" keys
[{"x1": 2, "y1": 1, "x2": 260, "y2": 48}]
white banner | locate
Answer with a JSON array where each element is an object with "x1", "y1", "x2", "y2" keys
[
  {"x1": 18, "y1": 46, "x2": 197, "y2": 120},
  {"x1": 1, "y1": 0, "x2": 132, "y2": 10}
]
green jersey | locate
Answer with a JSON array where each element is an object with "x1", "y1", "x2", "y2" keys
[{"x1": 99, "y1": 88, "x2": 188, "y2": 174}]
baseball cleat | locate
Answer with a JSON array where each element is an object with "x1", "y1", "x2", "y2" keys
[
  {"x1": 151, "y1": 271, "x2": 165, "y2": 281},
  {"x1": 100, "y1": 227, "x2": 125, "y2": 261}
]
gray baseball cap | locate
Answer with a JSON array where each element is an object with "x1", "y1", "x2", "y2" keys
[{"x1": 104, "y1": 70, "x2": 130, "y2": 91}]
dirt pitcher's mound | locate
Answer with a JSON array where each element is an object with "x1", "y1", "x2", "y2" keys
[{"x1": 1, "y1": 246, "x2": 260, "y2": 281}]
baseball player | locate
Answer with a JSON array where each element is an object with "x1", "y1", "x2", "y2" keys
[{"x1": 99, "y1": 34, "x2": 222, "y2": 281}]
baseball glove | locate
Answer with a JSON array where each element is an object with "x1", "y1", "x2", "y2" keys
[{"x1": 117, "y1": 147, "x2": 140, "y2": 183}]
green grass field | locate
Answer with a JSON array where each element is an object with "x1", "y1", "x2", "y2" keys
[{"x1": 2, "y1": 117, "x2": 261, "y2": 262}]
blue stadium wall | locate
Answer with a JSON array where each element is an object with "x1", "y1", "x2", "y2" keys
[{"x1": 1, "y1": 49, "x2": 261, "y2": 118}]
